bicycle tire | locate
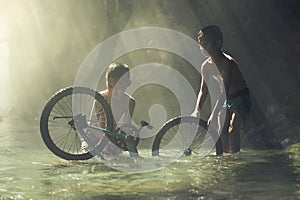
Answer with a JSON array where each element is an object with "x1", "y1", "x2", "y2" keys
[
  {"x1": 40, "y1": 86, "x2": 114, "y2": 160},
  {"x1": 152, "y1": 116, "x2": 215, "y2": 157}
]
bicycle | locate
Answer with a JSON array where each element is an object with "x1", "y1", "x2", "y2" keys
[{"x1": 40, "y1": 86, "x2": 222, "y2": 161}]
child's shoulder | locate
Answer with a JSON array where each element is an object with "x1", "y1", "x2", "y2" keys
[
  {"x1": 202, "y1": 57, "x2": 213, "y2": 66},
  {"x1": 124, "y1": 93, "x2": 135, "y2": 108},
  {"x1": 223, "y1": 53, "x2": 237, "y2": 65}
]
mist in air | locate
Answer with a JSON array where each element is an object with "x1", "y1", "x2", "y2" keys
[{"x1": 0, "y1": 0, "x2": 299, "y2": 146}]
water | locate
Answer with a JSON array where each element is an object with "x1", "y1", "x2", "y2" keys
[{"x1": 0, "y1": 119, "x2": 299, "y2": 200}]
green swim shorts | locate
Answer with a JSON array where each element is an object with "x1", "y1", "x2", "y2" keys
[{"x1": 223, "y1": 88, "x2": 251, "y2": 122}]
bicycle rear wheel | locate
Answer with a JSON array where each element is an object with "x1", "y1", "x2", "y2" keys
[
  {"x1": 152, "y1": 116, "x2": 216, "y2": 157},
  {"x1": 40, "y1": 87, "x2": 113, "y2": 160}
]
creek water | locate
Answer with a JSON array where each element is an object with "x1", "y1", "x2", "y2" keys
[{"x1": 0, "y1": 119, "x2": 299, "y2": 200}]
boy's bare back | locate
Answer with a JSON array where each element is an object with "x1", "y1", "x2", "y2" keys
[{"x1": 217, "y1": 53, "x2": 247, "y2": 97}]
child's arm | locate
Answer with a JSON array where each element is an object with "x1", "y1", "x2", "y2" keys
[
  {"x1": 124, "y1": 97, "x2": 135, "y2": 124},
  {"x1": 192, "y1": 64, "x2": 208, "y2": 117}
]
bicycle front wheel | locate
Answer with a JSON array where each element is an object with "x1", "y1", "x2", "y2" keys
[
  {"x1": 152, "y1": 116, "x2": 215, "y2": 157},
  {"x1": 40, "y1": 87, "x2": 114, "y2": 160}
]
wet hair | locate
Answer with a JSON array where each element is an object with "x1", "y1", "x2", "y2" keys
[
  {"x1": 106, "y1": 62, "x2": 130, "y2": 80},
  {"x1": 198, "y1": 25, "x2": 223, "y2": 46}
]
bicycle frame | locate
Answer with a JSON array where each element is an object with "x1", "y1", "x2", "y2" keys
[
  {"x1": 40, "y1": 86, "x2": 222, "y2": 160},
  {"x1": 73, "y1": 114, "x2": 139, "y2": 159}
]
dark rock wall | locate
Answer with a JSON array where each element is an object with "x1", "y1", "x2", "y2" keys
[{"x1": 2, "y1": 0, "x2": 299, "y2": 147}]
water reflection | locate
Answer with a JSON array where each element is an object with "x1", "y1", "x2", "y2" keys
[{"x1": 0, "y1": 120, "x2": 299, "y2": 199}]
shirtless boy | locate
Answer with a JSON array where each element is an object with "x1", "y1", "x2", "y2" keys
[
  {"x1": 194, "y1": 25, "x2": 251, "y2": 154},
  {"x1": 82, "y1": 62, "x2": 137, "y2": 156},
  {"x1": 100, "y1": 62, "x2": 135, "y2": 125}
]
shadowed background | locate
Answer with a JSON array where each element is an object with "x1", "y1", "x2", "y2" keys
[{"x1": 0, "y1": 0, "x2": 299, "y2": 148}]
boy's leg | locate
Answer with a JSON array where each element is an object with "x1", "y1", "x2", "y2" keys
[
  {"x1": 209, "y1": 116, "x2": 223, "y2": 155},
  {"x1": 228, "y1": 112, "x2": 243, "y2": 153},
  {"x1": 219, "y1": 112, "x2": 231, "y2": 153}
]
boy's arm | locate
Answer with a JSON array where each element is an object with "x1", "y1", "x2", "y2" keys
[
  {"x1": 192, "y1": 64, "x2": 208, "y2": 117},
  {"x1": 129, "y1": 98, "x2": 136, "y2": 120},
  {"x1": 194, "y1": 77, "x2": 208, "y2": 113},
  {"x1": 124, "y1": 98, "x2": 135, "y2": 124}
]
